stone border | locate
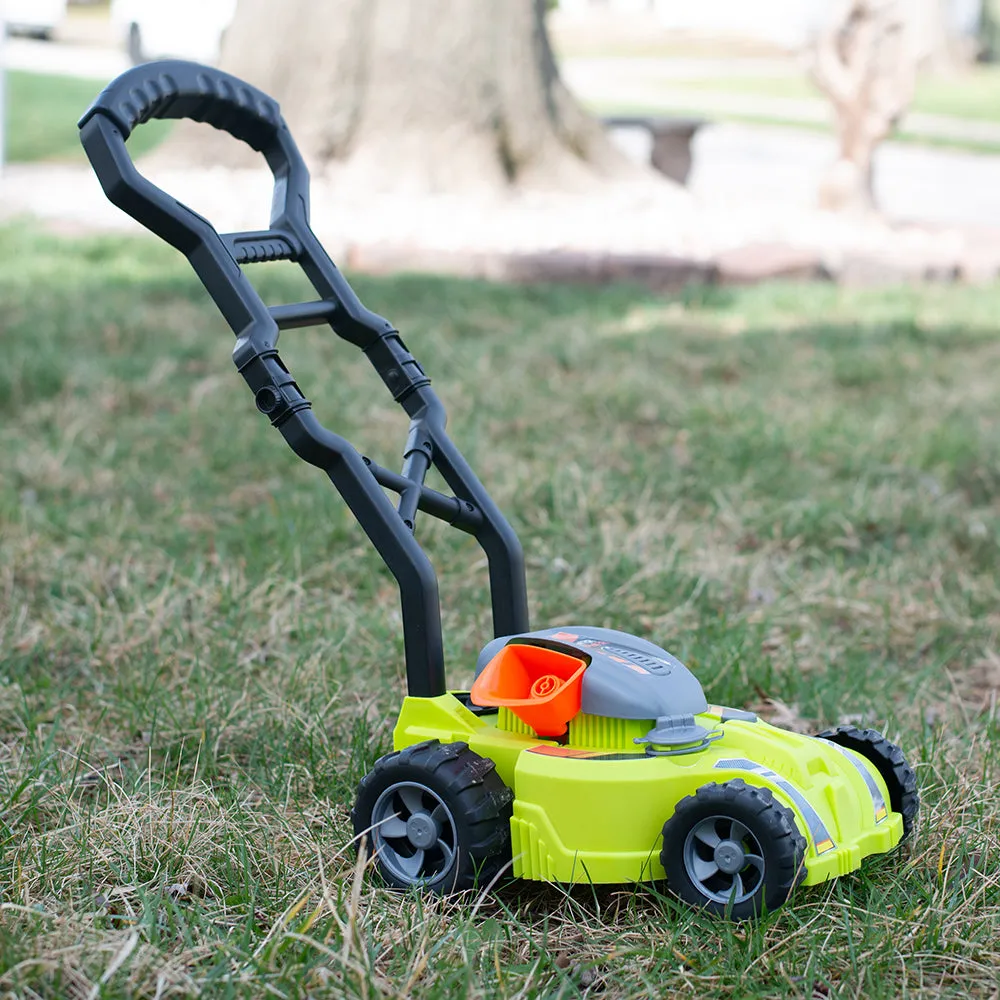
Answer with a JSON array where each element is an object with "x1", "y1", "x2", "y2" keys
[{"x1": 345, "y1": 239, "x2": 1000, "y2": 288}]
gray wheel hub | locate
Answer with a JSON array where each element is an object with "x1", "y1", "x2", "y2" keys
[
  {"x1": 406, "y1": 812, "x2": 439, "y2": 850},
  {"x1": 682, "y1": 813, "x2": 766, "y2": 905},
  {"x1": 714, "y1": 840, "x2": 745, "y2": 874},
  {"x1": 370, "y1": 780, "x2": 458, "y2": 885}
]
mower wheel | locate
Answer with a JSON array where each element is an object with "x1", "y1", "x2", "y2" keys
[
  {"x1": 814, "y1": 725, "x2": 919, "y2": 840},
  {"x1": 661, "y1": 779, "x2": 806, "y2": 920},
  {"x1": 351, "y1": 740, "x2": 513, "y2": 893}
]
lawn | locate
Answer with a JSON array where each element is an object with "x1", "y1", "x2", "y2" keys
[
  {"x1": 569, "y1": 61, "x2": 1000, "y2": 153},
  {"x1": 1, "y1": 225, "x2": 999, "y2": 997},
  {"x1": 650, "y1": 67, "x2": 1000, "y2": 125},
  {"x1": 6, "y1": 70, "x2": 171, "y2": 164}
]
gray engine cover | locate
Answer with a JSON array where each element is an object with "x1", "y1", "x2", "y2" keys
[{"x1": 474, "y1": 625, "x2": 707, "y2": 721}]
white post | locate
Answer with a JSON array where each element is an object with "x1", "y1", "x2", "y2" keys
[{"x1": 0, "y1": 1, "x2": 6, "y2": 177}]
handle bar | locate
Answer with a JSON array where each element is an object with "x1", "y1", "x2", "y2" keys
[
  {"x1": 78, "y1": 61, "x2": 530, "y2": 698},
  {"x1": 78, "y1": 60, "x2": 311, "y2": 328},
  {"x1": 79, "y1": 59, "x2": 284, "y2": 149}
]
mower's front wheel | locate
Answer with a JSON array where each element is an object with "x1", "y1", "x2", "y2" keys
[
  {"x1": 661, "y1": 779, "x2": 806, "y2": 920},
  {"x1": 351, "y1": 740, "x2": 513, "y2": 894}
]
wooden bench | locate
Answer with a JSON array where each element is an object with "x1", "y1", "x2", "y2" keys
[{"x1": 601, "y1": 115, "x2": 708, "y2": 186}]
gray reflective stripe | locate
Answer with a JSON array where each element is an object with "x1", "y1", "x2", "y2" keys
[
  {"x1": 818, "y1": 740, "x2": 888, "y2": 824},
  {"x1": 714, "y1": 757, "x2": 836, "y2": 855},
  {"x1": 707, "y1": 705, "x2": 758, "y2": 723}
]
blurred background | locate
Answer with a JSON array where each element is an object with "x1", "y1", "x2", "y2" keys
[{"x1": 5, "y1": 0, "x2": 1000, "y2": 279}]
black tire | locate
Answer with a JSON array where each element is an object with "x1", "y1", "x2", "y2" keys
[
  {"x1": 661, "y1": 779, "x2": 806, "y2": 920},
  {"x1": 351, "y1": 740, "x2": 513, "y2": 894},
  {"x1": 815, "y1": 725, "x2": 919, "y2": 840}
]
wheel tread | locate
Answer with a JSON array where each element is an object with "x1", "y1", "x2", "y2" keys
[
  {"x1": 352, "y1": 740, "x2": 513, "y2": 893},
  {"x1": 661, "y1": 779, "x2": 806, "y2": 919}
]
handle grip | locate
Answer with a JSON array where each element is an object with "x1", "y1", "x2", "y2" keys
[
  {"x1": 78, "y1": 60, "x2": 282, "y2": 151},
  {"x1": 78, "y1": 59, "x2": 316, "y2": 340}
]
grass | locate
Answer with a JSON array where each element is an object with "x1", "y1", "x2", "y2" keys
[
  {"x1": 1, "y1": 224, "x2": 999, "y2": 997},
  {"x1": 648, "y1": 68, "x2": 1000, "y2": 125},
  {"x1": 576, "y1": 64, "x2": 1000, "y2": 153},
  {"x1": 6, "y1": 70, "x2": 172, "y2": 164},
  {"x1": 589, "y1": 98, "x2": 1000, "y2": 158}
]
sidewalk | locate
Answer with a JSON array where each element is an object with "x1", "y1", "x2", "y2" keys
[{"x1": 3, "y1": 36, "x2": 128, "y2": 80}]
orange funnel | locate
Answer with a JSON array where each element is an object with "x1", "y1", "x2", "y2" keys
[{"x1": 470, "y1": 643, "x2": 587, "y2": 737}]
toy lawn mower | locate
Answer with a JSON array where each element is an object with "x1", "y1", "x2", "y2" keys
[{"x1": 79, "y1": 61, "x2": 919, "y2": 919}]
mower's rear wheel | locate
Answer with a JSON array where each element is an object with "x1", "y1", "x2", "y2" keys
[
  {"x1": 814, "y1": 725, "x2": 919, "y2": 840},
  {"x1": 351, "y1": 740, "x2": 513, "y2": 893},
  {"x1": 661, "y1": 779, "x2": 806, "y2": 920}
]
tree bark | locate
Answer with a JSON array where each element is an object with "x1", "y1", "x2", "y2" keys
[
  {"x1": 909, "y1": 0, "x2": 968, "y2": 73},
  {"x1": 161, "y1": 0, "x2": 645, "y2": 195}
]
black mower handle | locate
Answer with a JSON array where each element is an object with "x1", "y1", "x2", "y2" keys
[
  {"x1": 79, "y1": 59, "x2": 283, "y2": 149},
  {"x1": 78, "y1": 60, "x2": 311, "y2": 289},
  {"x1": 79, "y1": 61, "x2": 531, "y2": 700}
]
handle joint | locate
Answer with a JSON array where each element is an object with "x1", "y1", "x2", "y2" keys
[
  {"x1": 235, "y1": 341, "x2": 312, "y2": 427},
  {"x1": 365, "y1": 330, "x2": 432, "y2": 403}
]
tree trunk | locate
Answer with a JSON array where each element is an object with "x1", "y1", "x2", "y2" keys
[
  {"x1": 162, "y1": 0, "x2": 644, "y2": 195},
  {"x1": 811, "y1": 0, "x2": 918, "y2": 215},
  {"x1": 909, "y1": 0, "x2": 969, "y2": 73}
]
